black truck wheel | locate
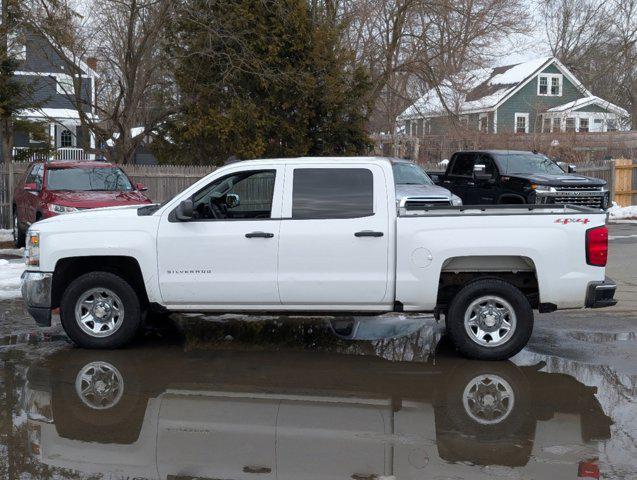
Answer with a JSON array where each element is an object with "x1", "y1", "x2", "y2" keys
[
  {"x1": 60, "y1": 271, "x2": 142, "y2": 349},
  {"x1": 445, "y1": 278, "x2": 533, "y2": 360}
]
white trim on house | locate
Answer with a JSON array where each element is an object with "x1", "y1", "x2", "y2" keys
[
  {"x1": 547, "y1": 95, "x2": 629, "y2": 116},
  {"x1": 514, "y1": 112, "x2": 529, "y2": 133}
]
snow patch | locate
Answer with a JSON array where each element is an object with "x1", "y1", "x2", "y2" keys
[
  {"x1": 0, "y1": 258, "x2": 25, "y2": 300},
  {"x1": 607, "y1": 204, "x2": 637, "y2": 222},
  {"x1": 0, "y1": 229, "x2": 14, "y2": 243}
]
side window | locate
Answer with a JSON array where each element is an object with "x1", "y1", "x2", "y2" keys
[
  {"x1": 292, "y1": 168, "x2": 373, "y2": 219},
  {"x1": 33, "y1": 165, "x2": 44, "y2": 189},
  {"x1": 477, "y1": 155, "x2": 497, "y2": 176},
  {"x1": 449, "y1": 154, "x2": 475, "y2": 176},
  {"x1": 191, "y1": 170, "x2": 276, "y2": 220}
]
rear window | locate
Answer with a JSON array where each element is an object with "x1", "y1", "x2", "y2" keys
[
  {"x1": 46, "y1": 167, "x2": 133, "y2": 191},
  {"x1": 292, "y1": 168, "x2": 373, "y2": 219}
]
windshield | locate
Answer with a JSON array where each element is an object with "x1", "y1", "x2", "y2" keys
[
  {"x1": 498, "y1": 154, "x2": 564, "y2": 175},
  {"x1": 46, "y1": 167, "x2": 133, "y2": 191},
  {"x1": 392, "y1": 162, "x2": 434, "y2": 185}
]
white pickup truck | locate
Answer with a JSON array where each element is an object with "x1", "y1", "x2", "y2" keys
[{"x1": 21, "y1": 157, "x2": 616, "y2": 359}]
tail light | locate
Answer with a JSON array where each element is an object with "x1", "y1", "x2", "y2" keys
[{"x1": 586, "y1": 226, "x2": 608, "y2": 267}]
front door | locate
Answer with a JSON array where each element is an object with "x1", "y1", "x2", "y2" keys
[
  {"x1": 443, "y1": 153, "x2": 476, "y2": 204},
  {"x1": 157, "y1": 167, "x2": 283, "y2": 307},
  {"x1": 277, "y1": 165, "x2": 390, "y2": 306}
]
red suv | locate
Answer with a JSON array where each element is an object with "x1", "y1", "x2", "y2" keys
[{"x1": 13, "y1": 161, "x2": 152, "y2": 247}]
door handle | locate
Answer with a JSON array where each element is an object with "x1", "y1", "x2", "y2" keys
[
  {"x1": 245, "y1": 231, "x2": 274, "y2": 238},
  {"x1": 354, "y1": 230, "x2": 384, "y2": 237}
]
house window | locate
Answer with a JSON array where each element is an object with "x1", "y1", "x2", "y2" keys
[
  {"x1": 8, "y1": 33, "x2": 26, "y2": 61},
  {"x1": 478, "y1": 113, "x2": 489, "y2": 132},
  {"x1": 404, "y1": 120, "x2": 411, "y2": 136},
  {"x1": 542, "y1": 117, "x2": 551, "y2": 133},
  {"x1": 514, "y1": 113, "x2": 529, "y2": 134},
  {"x1": 537, "y1": 74, "x2": 562, "y2": 96},
  {"x1": 565, "y1": 117, "x2": 576, "y2": 132},
  {"x1": 607, "y1": 119, "x2": 617, "y2": 131},
  {"x1": 417, "y1": 119, "x2": 424, "y2": 137},
  {"x1": 552, "y1": 117, "x2": 561, "y2": 132},
  {"x1": 60, "y1": 129, "x2": 74, "y2": 147},
  {"x1": 579, "y1": 118, "x2": 589, "y2": 133},
  {"x1": 56, "y1": 75, "x2": 75, "y2": 95}
]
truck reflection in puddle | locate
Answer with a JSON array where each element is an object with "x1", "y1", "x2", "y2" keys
[{"x1": 24, "y1": 316, "x2": 611, "y2": 480}]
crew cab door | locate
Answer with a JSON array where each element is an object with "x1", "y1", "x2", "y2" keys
[
  {"x1": 156, "y1": 166, "x2": 284, "y2": 307},
  {"x1": 442, "y1": 153, "x2": 475, "y2": 203},
  {"x1": 277, "y1": 164, "x2": 391, "y2": 306},
  {"x1": 466, "y1": 154, "x2": 498, "y2": 204}
]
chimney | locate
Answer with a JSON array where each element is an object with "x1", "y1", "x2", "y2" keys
[{"x1": 86, "y1": 57, "x2": 98, "y2": 72}]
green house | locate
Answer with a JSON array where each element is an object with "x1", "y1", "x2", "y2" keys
[{"x1": 398, "y1": 57, "x2": 629, "y2": 136}]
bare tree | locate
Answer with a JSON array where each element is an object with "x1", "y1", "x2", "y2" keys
[
  {"x1": 338, "y1": 0, "x2": 531, "y2": 133},
  {"x1": 29, "y1": 0, "x2": 176, "y2": 163}
]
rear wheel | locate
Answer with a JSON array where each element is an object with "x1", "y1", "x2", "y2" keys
[
  {"x1": 12, "y1": 211, "x2": 25, "y2": 248},
  {"x1": 60, "y1": 272, "x2": 142, "y2": 349},
  {"x1": 445, "y1": 279, "x2": 533, "y2": 360}
]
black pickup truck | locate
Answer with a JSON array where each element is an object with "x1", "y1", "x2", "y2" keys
[{"x1": 429, "y1": 150, "x2": 610, "y2": 209}]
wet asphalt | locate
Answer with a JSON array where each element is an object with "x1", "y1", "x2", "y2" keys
[{"x1": 0, "y1": 224, "x2": 635, "y2": 479}]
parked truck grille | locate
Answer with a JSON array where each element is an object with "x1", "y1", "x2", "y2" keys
[
  {"x1": 554, "y1": 185, "x2": 604, "y2": 191},
  {"x1": 403, "y1": 198, "x2": 452, "y2": 210},
  {"x1": 549, "y1": 195, "x2": 605, "y2": 208}
]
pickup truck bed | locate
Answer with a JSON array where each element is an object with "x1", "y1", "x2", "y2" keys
[{"x1": 20, "y1": 156, "x2": 617, "y2": 360}]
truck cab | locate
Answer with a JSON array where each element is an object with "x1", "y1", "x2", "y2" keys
[{"x1": 435, "y1": 150, "x2": 610, "y2": 208}]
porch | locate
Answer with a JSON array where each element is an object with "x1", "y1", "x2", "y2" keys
[{"x1": 12, "y1": 146, "x2": 96, "y2": 162}]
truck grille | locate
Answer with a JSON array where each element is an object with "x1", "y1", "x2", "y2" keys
[
  {"x1": 545, "y1": 194, "x2": 606, "y2": 209},
  {"x1": 402, "y1": 198, "x2": 451, "y2": 210}
]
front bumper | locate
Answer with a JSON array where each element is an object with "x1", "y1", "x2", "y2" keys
[
  {"x1": 585, "y1": 276, "x2": 617, "y2": 308},
  {"x1": 21, "y1": 271, "x2": 53, "y2": 327}
]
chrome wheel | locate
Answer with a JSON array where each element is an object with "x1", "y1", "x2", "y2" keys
[
  {"x1": 464, "y1": 295, "x2": 516, "y2": 347},
  {"x1": 74, "y1": 288, "x2": 125, "y2": 338},
  {"x1": 75, "y1": 361, "x2": 124, "y2": 410},
  {"x1": 462, "y1": 374, "x2": 515, "y2": 425}
]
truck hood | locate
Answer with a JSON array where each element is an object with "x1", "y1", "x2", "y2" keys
[
  {"x1": 36, "y1": 204, "x2": 150, "y2": 227},
  {"x1": 508, "y1": 173, "x2": 606, "y2": 187},
  {"x1": 395, "y1": 184, "x2": 454, "y2": 200},
  {"x1": 42, "y1": 190, "x2": 152, "y2": 208}
]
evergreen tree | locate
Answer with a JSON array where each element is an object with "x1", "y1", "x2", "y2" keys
[{"x1": 160, "y1": 0, "x2": 371, "y2": 165}]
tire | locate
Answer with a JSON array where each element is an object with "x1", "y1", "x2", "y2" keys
[
  {"x1": 445, "y1": 278, "x2": 533, "y2": 360},
  {"x1": 51, "y1": 357, "x2": 147, "y2": 444},
  {"x1": 434, "y1": 360, "x2": 534, "y2": 466},
  {"x1": 60, "y1": 271, "x2": 142, "y2": 349},
  {"x1": 13, "y1": 211, "x2": 25, "y2": 248}
]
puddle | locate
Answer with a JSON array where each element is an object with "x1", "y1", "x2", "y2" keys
[
  {"x1": 569, "y1": 331, "x2": 637, "y2": 343},
  {"x1": 0, "y1": 314, "x2": 634, "y2": 479}
]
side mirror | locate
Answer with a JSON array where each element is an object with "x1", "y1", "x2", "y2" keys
[
  {"x1": 175, "y1": 199, "x2": 193, "y2": 221},
  {"x1": 567, "y1": 164, "x2": 577, "y2": 173},
  {"x1": 473, "y1": 164, "x2": 492, "y2": 181},
  {"x1": 24, "y1": 183, "x2": 38, "y2": 192},
  {"x1": 136, "y1": 182, "x2": 148, "y2": 192},
  {"x1": 226, "y1": 193, "x2": 240, "y2": 209}
]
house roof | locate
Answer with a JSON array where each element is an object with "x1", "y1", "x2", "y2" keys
[
  {"x1": 398, "y1": 57, "x2": 592, "y2": 120},
  {"x1": 547, "y1": 95, "x2": 628, "y2": 116},
  {"x1": 17, "y1": 108, "x2": 98, "y2": 121}
]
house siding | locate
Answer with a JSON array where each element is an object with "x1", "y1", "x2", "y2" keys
[
  {"x1": 496, "y1": 64, "x2": 585, "y2": 133},
  {"x1": 17, "y1": 75, "x2": 92, "y2": 112},
  {"x1": 573, "y1": 104, "x2": 613, "y2": 113},
  {"x1": 20, "y1": 33, "x2": 85, "y2": 75}
]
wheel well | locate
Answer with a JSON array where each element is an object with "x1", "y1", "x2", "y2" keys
[
  {"x1": 437, "y1": 256, "x2": 539, "y2": 311},
  {"x1": 498, "y1": 194, "x2": 526, "y2": 204},
  {"x1": 52, "y1": 256, "x2": 149, "y2": 309}
]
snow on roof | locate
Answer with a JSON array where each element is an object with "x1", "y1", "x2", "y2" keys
[
  {"x1": 399, "y1": 57, "x2": 553, "y2": 120},
  {"x1": 547, "y1": 96, "x2": 628, "y2": 116},
  {"x1": 17, "y1": 108, "x2": 97, "y2": 121}
]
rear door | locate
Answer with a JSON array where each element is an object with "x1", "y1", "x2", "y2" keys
[{"x1": 277, "y1": 164, "x2": 391, "y2": 306}]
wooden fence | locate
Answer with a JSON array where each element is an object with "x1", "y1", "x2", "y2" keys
[{"x1": 0, "y1": 158, "x2": 633, "y2": 229}]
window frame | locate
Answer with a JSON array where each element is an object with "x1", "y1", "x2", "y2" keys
[
  {"x1": 514, "y1": 113, "x2": 529, "y2": 134},
  {"x1": 290, "y1": 167, "x2": 375, "y2": 220},
  {"x1": 56, "y1": 74, "x2": 75, "y2": 95},
  {"x1": 537, "y1": 73, "x2": 563, "y2": 97}
]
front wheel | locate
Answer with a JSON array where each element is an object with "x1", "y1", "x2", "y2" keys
[
  {"x1": 445, "y1": 279, "x2": 533, "y2": 360},
  {"x1": 60, "y1": 272, "x2": 142, "y2": 349}
]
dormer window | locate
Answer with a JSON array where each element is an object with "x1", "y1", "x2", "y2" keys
[
  {"x1": 538, "y1": 74, "x2": 562, "y2": 96},
  {"x1": 56, "y1": 74, "x2": 75, "y2": 95}
]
